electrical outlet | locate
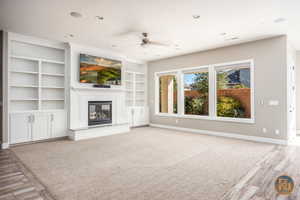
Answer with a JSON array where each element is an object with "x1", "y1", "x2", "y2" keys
[
  {"x1": 262, "y1": 128, "x2": 267, "y2": 133},
  {"x1": 275, "y1": 129, "x2": 280, "y2": 135}
]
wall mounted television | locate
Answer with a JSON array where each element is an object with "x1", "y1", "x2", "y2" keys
[{"x1": 79, "y1": 54, "x2": 122, "y2": 85}]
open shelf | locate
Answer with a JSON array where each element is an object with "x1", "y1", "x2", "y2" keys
[
  {"x1": 42, "y1": 99, "x2": 64, "y2": 101},
  {"x1": 10, "y1": 85, "x2": 39, "y2": 88},
  {"x1": 11, "y1": 40, "x2": 64, "y2": 62},
  {"x1": 10, "y1": 70, "x2": 38, "y2": 74},
  {"x1": 42, "y1": 61, "x2": 64, "y2": 75},
  {"x1": 41, "y1": 100, "x2": 64, "y2": 110},
  {"x1": 10, "y1": 71, "x2": 38, "y2": 86},
  {"x1": 9, "y1": 40, "x2": 65, "y2": 112},
  {"x1": 10, "y1": 101, "x2": 39, "y2": 111},
  {"x1": 42, "y1": 86, "x2": 64, "y2": 89},
  {"x1": 42, "y1": 76, "x2": 64, "y2": 88},
  {"x1": 42, "y1": 73, "x2": 64, "y2": 77},
  {"x1": 11, "y1": 99, "x2": 39, "y2": 101},
  {"x1": 11, "y1": 55, "x2": 65, "y2": 65}
]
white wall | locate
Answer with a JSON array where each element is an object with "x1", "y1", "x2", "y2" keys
[{"x1": 296, "y1": 51, "x2": 300, "y2": 132}]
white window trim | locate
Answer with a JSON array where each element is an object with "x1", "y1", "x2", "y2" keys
[
  {"x1": 213, "y1": 59, "x2": 255, "y2": 123},
  {"x1": 154, "y1": 59, "x2": 255, "y2": 124},
  {"x1": 154, "y1": 71, "x2": 180, "y2": 115}
]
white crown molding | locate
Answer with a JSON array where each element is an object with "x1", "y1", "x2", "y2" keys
[{"x1": 149, "y1": 123, "x2": 288, "y2": 145}]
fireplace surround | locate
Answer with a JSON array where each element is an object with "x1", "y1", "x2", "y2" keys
[{"x1": 88, "y1": 101, "x2": 112, "y2": 126}]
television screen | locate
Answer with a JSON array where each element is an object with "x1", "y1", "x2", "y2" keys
[{"x1": 79, "y1": 54, "x2": 122, "y2": 85}]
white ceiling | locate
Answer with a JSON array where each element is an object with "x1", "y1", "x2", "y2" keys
[{"x1": 1, "y1": 0, "x2": 300, "y2": 62}]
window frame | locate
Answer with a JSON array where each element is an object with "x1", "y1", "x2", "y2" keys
[
  {"x1": 154, "y1": 70, "x2": 180, "y2": 116},
  {"x1": 154, "y1": 59, "x2": 255, "y2": 124},
  {"x1": 181, "y1": 65, "x2": 211, "y2": 118},
  {"x1": 213, "y1": 60, "x2": 255, "y2": 123}
]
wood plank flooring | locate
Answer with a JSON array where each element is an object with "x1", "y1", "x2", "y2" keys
[
  {"x1": 222, "y1": 145, "x2": 300, "y2": 200},
  {"x1": 0, "y1": 150, "x2": 54, "y2": 200},
  {"x1": 1, "y1": 144, "x2": 300, "y2": 200}
]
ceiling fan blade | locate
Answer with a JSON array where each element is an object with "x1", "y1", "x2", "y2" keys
[
  {"x1": 148, "y1": 41, "x2": 170, "y2": 47},
  {"x1": 114, "y1": 30, "x2": 140, "y2": 38}
]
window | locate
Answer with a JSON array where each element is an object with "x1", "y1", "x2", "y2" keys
[
  {"x1": 155, "y1": 60, "x2": 253, "y2": 123},
  {"x1": 216, "y1": 63, "x2": 251, "y2": 119},
  {"x1": 184, "y1": 69, "x2": 209, "y2": 116},
  {"x1": 159, "y1": 74, "x2": 178, "y2": 114}
]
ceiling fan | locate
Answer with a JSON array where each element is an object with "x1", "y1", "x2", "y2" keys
[{"x1": 140, "y1": 32, "x2": 169, "y2": 47}]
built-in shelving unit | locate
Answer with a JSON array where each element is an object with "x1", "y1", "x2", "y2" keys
[
  {"x1": 124, "y1": 70, "x2": 148, "y2": 127},
  {"x1": 124, "y1": 71, "x2": 146, "y2": 107},
  {"x1": 9, "y1": 40, "x2": 65, "y2": 112},
  {"x1": 125, "y1": 71, "x2": 134, "y2": 107}
]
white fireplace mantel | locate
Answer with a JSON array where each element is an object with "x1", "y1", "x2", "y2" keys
[
  {"x1": 70, "y1": 86, "x2": 126, "y2": 92},
  {"x1": 69, "y1": 85, "x2": 129, "y2": 141}
]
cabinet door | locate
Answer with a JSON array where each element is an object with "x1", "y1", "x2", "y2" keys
[
  {"x1": 126, "y1": 107, "x2": 133, "y2": 127},
  {"x1": 32, "y1": 113, "x2": 50, "y2": 141},
  {"x1": 50, "y1": 112, "x2": 67, "y2": 138},
  {"x1": 10, "y1": 113, "x2": 32, "y2": 144},
  {"x1": 133, "y1": 107, "x2": 149, "y2": 127}
]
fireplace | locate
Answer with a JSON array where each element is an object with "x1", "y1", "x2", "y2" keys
[{"x1": 88, "y1": 101, "x2": 112, "y2": 126}]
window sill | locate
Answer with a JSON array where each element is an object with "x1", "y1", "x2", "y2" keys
[{"x1": 155, "y1": 113, "x2": 255, "y2": 124}]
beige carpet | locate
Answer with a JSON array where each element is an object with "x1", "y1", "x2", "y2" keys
[{"x1": 12, "y1": 127, "x2": 275, "y2": 200}]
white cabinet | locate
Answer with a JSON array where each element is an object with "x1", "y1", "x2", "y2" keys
[
  {"x1": 10, "y1": 111, "x2": 67, "y2": 144},
  {"x1": 128, "y1": 107, "x2": 149, "y2": 127},
  {"x1": 31, "y1": 113, "x2": 50, "y2": 141},
  {"x1": 10, "y1": 113, "x2": 32, "y2": 144},
  {"x1": 50, "y1": 112, "x2": 67, "y2": 138}
]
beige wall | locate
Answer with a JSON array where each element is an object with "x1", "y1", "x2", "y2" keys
[
  {"x1": 296, "y1": 51, "x2": 300, "y2": 131},
  {"x1": 0, "y1": 31, "x2": 3, "y2": 144},
  {"x1": 148, "y1": 36, "x2": 288, "y2": 140}
]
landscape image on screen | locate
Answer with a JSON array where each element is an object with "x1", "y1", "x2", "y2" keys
[{"x1": 80, "y1": 54, "x2": 122, "y2": 85}]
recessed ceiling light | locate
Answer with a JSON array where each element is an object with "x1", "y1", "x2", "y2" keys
[
  {"x1": 274, "y1": 17, "x2": 286, "y2": 23},
  {"x1": 70, "y1": 12, "x2": 82, "y2": 18},
  {"x1": 220, "y1": 33, "x2": 227, "y2": 36},
  {"x1": 95, "y1": 16, "x2": 104, "y2": 21},
  {"x1": 192, "y1": 15, "x2": 200, "y2": 19}
]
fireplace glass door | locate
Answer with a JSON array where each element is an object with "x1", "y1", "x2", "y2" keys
[{"x1": 88, "y1": 101, "x2": 112, "y2": 126}]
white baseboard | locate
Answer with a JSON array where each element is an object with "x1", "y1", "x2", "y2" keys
[
  {"x1": 1, "y1": 142, "x2": 9, "y2": 149},
  {"x1": 150, "y1": 123, "x2": 287, "y2": 145}
]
